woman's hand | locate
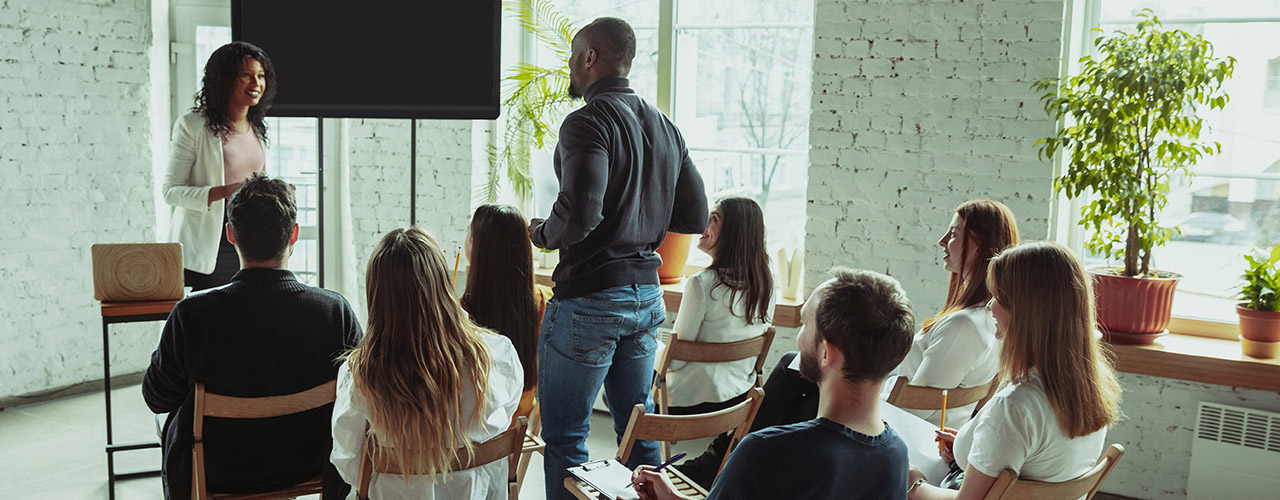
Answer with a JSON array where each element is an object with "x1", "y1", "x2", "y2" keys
[
  {"x1": 628, "y1": 465, "x2": 693, "y2": 500},
  {"x1": 208, "y1": 181, "x2": 245, "y2": 204},
  {"x1": 935, "y1": 428, "x2": 957, "y2": 464}
]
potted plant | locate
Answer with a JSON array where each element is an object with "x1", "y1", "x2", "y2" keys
[
  {"x1": 1237, "y1": 245, "x2": 1280, "y2": 357},
  {"x1": 1033, "y1": 10, "x2": 1235, "y2": 344},
  {"x1": 481, "y1": 0, "x2": 578, "y2": 203},
  {"x1": 536, "y1": 247, "x2": 559, "y2": 270}
]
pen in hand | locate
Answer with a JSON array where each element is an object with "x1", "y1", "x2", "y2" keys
[{"x1": 627, "y1": 452, "x2": 687, "y2": 489}]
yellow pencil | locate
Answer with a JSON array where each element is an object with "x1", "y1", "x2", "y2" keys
[
  {"x1": 940, "y1": 389, "x2": 948, "y2": 429},
  {"x1": 939, "y1": 389, "x2": 949, "y2": 454},
  {"x1": 452, "y1": 246, "x2": 462, "y2": 286}
]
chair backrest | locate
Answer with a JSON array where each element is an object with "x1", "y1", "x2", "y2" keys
[
  {"x1": 617, "y1": 387, "x2": 765, "y2": 474},
  {"x1": 653, "y1": 328, "x2": 776, "y2": 414},
  {"x1": 981, "y1": 444, "x2": 1125, "y2": 500},
  {"x1": 356, "y1": 416, "x2": 529, "y2": 500},
  {"x1": 884, "y1": 376, "x2": 998, "y2": 415},
  {"x1": 191, "y1": 380, "x2": 337, "y2": 500}
]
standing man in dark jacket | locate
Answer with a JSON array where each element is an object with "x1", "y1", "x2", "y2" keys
[
  {"x1": 143, "y1": 174, "x2": 361, "y2": 499},
  {"x1": 527, "y1": 17, "x2": 708, "y2": 500}
]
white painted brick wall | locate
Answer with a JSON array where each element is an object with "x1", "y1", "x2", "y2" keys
[
  {"x1": 1106, "y1": 373, "x2": 1280, "y2": 499},
  {"x1": 343, "y1": 119, "x2": 475, "y2": 316},
  {"x1": 807, "y1": 0, "x2": 1062, "y2": 317},
  {"x1": 0, "y1": 0, "x2": 157, "y2": 401}
]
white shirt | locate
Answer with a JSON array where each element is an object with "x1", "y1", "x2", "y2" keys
[
  {"x1": 331, "y1": 332, "x2": 523, "y2": 500},
  {"x1": 952, "y1": 372, "x2": 1108, "y2": 483},
  {"x1": 666, "y1": 269, "x2": 776, "y2": 408},
  {"x1": 892, "y1": 306, "x2": 999, "y2": 427}
]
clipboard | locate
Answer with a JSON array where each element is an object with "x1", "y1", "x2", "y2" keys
[{"x1": 567, "y1": 458, "x2": 639, "y2": 500}]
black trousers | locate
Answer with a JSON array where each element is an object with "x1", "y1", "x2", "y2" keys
[
  {"x1": 684, "y1": 351, "x2": 820, "y2": 460},
  {"x1": 183, "y1": 216, "x2": 239, "y2": 291}
]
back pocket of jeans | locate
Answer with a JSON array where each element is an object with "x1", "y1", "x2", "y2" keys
[{"x1": 569, "y1": 313, "x2": 624, "y2": 366}]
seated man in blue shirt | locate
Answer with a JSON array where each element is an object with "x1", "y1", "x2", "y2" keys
[{"x1": 630, "y1": 268, "x2": 916, "y2": 500}]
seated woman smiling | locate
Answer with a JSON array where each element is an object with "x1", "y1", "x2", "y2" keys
[{"x1": 907, "y1": 241, "x2": 1122, "y2": 500}]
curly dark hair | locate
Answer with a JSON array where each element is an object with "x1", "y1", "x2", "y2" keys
[{"x1": 192, "y1": 41, "x2": 276, "y2": 144}]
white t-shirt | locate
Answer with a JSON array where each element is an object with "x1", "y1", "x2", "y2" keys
[
  {"x1": 893, "y1": 306, "x2": 999, "y2": 427},
  {"x1": 665, "y1": 269, "x2": 776, "y2": 408},
  {"x1": 952, "y1": 372, "x2": 1108, "y2": 483},
  {"x1": 330, "y1": 332, "x2": 523, "y2": 500}
]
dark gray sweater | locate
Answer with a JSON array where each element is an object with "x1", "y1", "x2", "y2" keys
[
  {"x1": 142, "y1": 268, "x2": 361, "y2": 499},
  {"x1": 531, "y1": 77, "x2": 708, "y2": 298}
]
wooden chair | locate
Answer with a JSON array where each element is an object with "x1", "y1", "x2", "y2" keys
[
  {"x1": 980, "y1": 444, "x2": 1125, "y2": 500},
  {"x1": 885, "y1": 375, "x2": 999, "y2": 419},
  {"x1": 652, "y1": 328, "x2": 775, "y2": 456},
  {"x1": 564, "y1": 387, "x2": 766, "y2": 500},
  {"x1": 191, "y1": 380, "x2": 337, "y2": 500},
  {"x1": 653, "y1": 328, "x2": 776, "y2": 414},
  {"x1": 515, "y1": 401, "x2": 545, "y2": 497},
  {"x1": 356, "y1": 416, "x2": 529, "y2": 500}
]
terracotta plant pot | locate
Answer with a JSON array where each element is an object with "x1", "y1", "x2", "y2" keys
[
  {"x1": 1091, "y1": 267, "x2": 1181, "y2": 345},
  {"x1": 1237, "y1": 305, "x2": 1280, "y2": 343},
  {"x1": 655, "y1": 232, "x2": 693, "y2": 284},
  {"x1": 1240, "y1": 336, "x2": 1280, "y2": 359}
]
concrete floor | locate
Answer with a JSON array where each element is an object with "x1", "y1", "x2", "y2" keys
[{"x1": 0, "y1": 383, "x2": 713, "y2": 500}]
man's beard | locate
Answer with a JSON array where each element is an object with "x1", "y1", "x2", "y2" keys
[
  {"x1": 568, "y1": 81, "x2": 583, "y2": 99},
  {"x1": 798, "y1": 347, "x2": 822, "y2": 384}
]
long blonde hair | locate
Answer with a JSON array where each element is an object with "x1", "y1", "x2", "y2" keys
[
  {"x1": 986, "y1": 241, "x2": 1122, "y2": 438},
  {"x1": 346, "y1": 227, "x2": 492, "y2": 478},
  {"x1": 921, "y1": 200, "x2": 1019, "y2": 333}
]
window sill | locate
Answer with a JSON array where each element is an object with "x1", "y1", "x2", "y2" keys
[
  {"x1": 1111, "y1": 318, "x2": 1280, "y2": 392},
  {"x1": 534, "y1": 264, "x2": 805, "y2": 328}
]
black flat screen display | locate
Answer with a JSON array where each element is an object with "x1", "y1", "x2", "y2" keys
[{"x1": 232, "y1": 0, "x2": 499, "y2": 119}]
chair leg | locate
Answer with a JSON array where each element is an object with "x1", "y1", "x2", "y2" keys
[{"x1": 515, "y1": 450, "x2": 534, "y2": 497}]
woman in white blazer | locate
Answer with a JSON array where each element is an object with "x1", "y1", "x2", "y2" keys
[{"x1": 163, "y1": 41, "x2": 276, "y2": 290}]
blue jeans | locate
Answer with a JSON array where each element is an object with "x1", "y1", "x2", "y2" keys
[{"x1": 538, "y1": 284, "x2": 665, "y2": 500}]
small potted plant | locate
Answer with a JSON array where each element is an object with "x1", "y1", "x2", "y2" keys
[
  {"x1": 1033, "y1": 10, "x2": 1234, "y2": 344},
  {"x1": 1237, "y1": 245, "x2": 1280, "y2": 358},
  {"x1": 536, "y1": 247, "x2": 559, "y2": 270}
]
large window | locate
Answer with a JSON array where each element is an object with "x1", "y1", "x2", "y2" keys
[
  {"x1": 1089, "y1": 1, "x2": 1280, "y2": 322},
  {"x1": 543, "y1": 0, "x2": 813, "y2": 267}
]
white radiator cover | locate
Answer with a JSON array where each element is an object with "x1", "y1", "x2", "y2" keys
[{"x1": 1187, "y1": 401, "x2": 1280, "y2": 500}]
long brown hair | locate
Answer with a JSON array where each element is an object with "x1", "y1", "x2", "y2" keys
[
  {"x1": 921, "y1": 199, "x2": 1019, "y2": 333},
  {"x1": 461, "y1": 204, "x2": 538, "y2": 391},
  {"x1": 345, "y1": 227, "x2": 493, "y2": 478},
  {"x1": 986, "y1": 241, "x2": 1122, "y2": 438},
  {"x1": 706, "y1": 197, "x2": 773, "y2": 324}
]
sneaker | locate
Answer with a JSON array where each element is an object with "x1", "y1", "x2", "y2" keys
[{"x1": 675, "y1": 449, "x2": 722, "y2": 490}]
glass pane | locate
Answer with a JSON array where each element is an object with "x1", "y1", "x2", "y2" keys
[
  {"x1": 1085, "y1": 11, "x2": 1280, "y2": 322},
  {"x1": 194, "y1": 25, "x2": 232, "y2": 85},
  {"x1": 1101, "y1": 0, "x2": 1280, "y2": 20},
  {"x1": 674, "y1": 27, "x2": 811, "y2": 150},
  {"x1": 686, "y1": 151, "x2": 807, "y2": 269},
  {"x1": 676, "y1": 0, "x2": 813, "y2": 25},
  {"x1": 267, "y1": 117, "x2": 321, "y2": 286},
  {"x1": 558, "y1": 0, "x2": 659, "y2": 27}
]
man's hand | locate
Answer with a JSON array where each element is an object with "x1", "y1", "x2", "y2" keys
[
  {"x1": 627, "y1": 465, "x2": 694, "y2": 500},
  {"x1": 528, "y1": 218, "x2": 545, "y2": 249}
]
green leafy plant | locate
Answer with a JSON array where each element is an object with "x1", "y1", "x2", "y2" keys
[
  {"x1": 481, "y1": 0, "x2": 579, "y2": 203},
  {"x1": 1239, "y1": 245, "x2": 1280, "y2": 312},
  {"x1": 1033, "y1": 10, "x2": 1235, "y2": 277}
]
